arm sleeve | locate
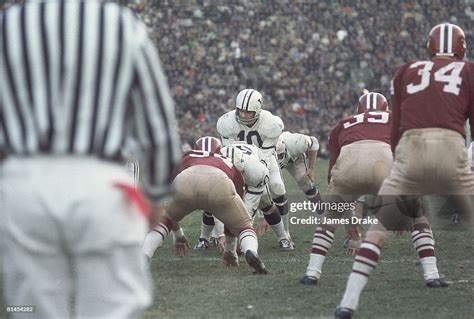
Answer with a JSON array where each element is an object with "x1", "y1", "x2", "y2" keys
[
  {"x1": 130, "y1": 20, "x2": 181, "y2": 201},
  {"x1": 309, "y1": 136, "x2": 320, "y2": 151},
  {"x1": 233, "y1": 169, "x2": 246, "y2": 198},
  {"x1": 260, "y1": 135, "x2": 278, "y2": 162},
  {"x1": 216, "y1": 115, "x2": 236, "y2": 147},
  {"x1": 390, "y1": 66, "x2": 405, "y2": 154},
  {"x1": 468, "y1": 63, "x2": 474, "y2": 142}
]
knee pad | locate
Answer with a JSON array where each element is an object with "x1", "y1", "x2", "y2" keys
[
  {"x1": 273, "y1": 195, "x2": 288, "y2": 215},
  {"x1": 262, "y1": 204, "x2": 281, "y2": 225}
]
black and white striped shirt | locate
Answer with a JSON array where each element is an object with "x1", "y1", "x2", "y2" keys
[{"x1": 0, "y1": 0, "x2": 181, "y2": 199}]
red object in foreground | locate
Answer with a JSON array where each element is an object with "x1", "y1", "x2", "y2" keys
[{"x1": 114, "y1": 182, "x2": 150, "y2": 218}]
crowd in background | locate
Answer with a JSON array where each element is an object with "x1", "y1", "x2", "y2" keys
[
  {"x1": 2, "y1": 1, "x2": 473, "y2": 156},
  {"x1": 136, "y1": 0, "x2": 473, "y2": 156}
]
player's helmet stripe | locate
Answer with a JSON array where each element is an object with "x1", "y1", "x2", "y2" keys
[
  {"x1": 370, "y1": 93, "x2": 375, "y2": 110},
  {"x1": 245, "y1": 90, "x2": 255, "y2": 111},
  {"x1": 206, "y1": 137, "x2": 212, "y2": 152},
  {"x1": 241, "y1": 89, "x2": 251, "y2": 110},
  {"x1": 439, "y1": 24, "x2": 445, "y2": 53},
  {"x1": 447, "y1": 23, "x2": 453, "y2": 54}
]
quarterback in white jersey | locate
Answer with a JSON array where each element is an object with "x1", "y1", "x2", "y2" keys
[
  {"x1": 276, "y1": 132, "x2": 322, "y2": 206},
  {"x1": 194, "y1": 143, "x2": 293, "y2": 250},
  {"x1": 217, "y1": 89, "x2": 291, "y2": 237}
]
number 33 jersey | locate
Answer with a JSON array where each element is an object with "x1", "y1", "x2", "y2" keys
[
  {"x1": 216, "y1": 109, "x2": 284, "y2": 161},
  {"x1": 328, "y1": 111, "x2": 392, "y2": 177},
  {"x1": 391, "y1": 59, "x2": 474, "y2": 149}
]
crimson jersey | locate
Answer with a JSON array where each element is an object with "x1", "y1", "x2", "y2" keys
[
  {"x1": 178, "y1": 150, "x2": 245, "y2": 197},
  {"x1": 391, "y1": 59, "x2": 474, "y2": 151},
  {"x1": 328, "y1": 111, "x2": 392, "y2": 181}
]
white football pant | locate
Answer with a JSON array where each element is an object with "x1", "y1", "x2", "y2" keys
[{"x1": 0, "y1": 156, "x2": 151, "y2": 319}]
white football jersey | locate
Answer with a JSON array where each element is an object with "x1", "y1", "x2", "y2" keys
[
  {"x1": 277, "y1": 132, "x2": 319, "y2": 168},
  {"x1": 217, "y1": 110, "x2": 283, "y2": 160}
]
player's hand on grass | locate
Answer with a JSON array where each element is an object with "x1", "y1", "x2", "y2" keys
[
  {"x1": 174, "y1": 236, "x2": 190, "y2": 257},
  {"x1": 217, "y1": 236, "x2": 226, "y2": 254},
  {"x1": 345, "y1": 224, "x2": 361, "y2": 241}
]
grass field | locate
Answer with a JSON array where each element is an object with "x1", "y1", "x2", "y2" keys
[
  {"x1": 146, "y1": 159, "x2": 474, "y2": 319},
  {"x1": 1, "y1": 159, "x2": 473, "y2": 318}
]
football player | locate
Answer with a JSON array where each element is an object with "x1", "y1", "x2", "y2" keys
[
  {"x1": 336, "y1": 23, "x2": 474, "y2": 319},
  {"x1": 194, "y1": 142, "x2": 294, "y2": 250},
  {"x1": 302, "y1": 92, "x2": 442, "y2": 291},
  {"x1": 217, "y1": 89, "x2": 291, "y2": 238},
  {"x1": 276, "y1": 131, "x2": 322, "y2": 207},
  {"x1": 142, "y1": 137, "x2": 268, "y2": 274}
]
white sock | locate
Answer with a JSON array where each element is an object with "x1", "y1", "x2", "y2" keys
[
  {"x1": 200, "y1": 223, "x2": 214, "y2": 241},
  {"x1": 412, "y1": 229, "x2": 439, "y2": 280},
  {"x1": 212, "y1": 218, "x2": 225, "y2": 238},
  {"x1": 269, "y1": 220, "x2": 289, "y2": 241},
  {"x1": 340, "y1": 272, "x2": 368, "y2": 310},
  {"x1": 239, "y1": 229, "x2": 258, "y2": 253},
  {"x1": 340, "y1": 242, "x2": 380, "y2": 310},
  {"x1": 420, "y1": 256, "x2": 439, "y2": 280},
  {"x1": 281, "y1": 213, "x2": 290, "y2": 234},
  {"x1": 306, "y1": 254, "x2": 326, "y2": 279},
  {"x1": 305, "y1": 227, "x2": 334, "y2": 278},
  {"x1": 142, "y1": 223, "x2": 169, "y2": 259}
]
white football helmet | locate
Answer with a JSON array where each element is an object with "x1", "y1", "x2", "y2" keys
[
  {"x1": 235, "y1": 89, "x2": 263, "y2": 126},
  {"x1": 276, "y1": 132, "x2": 291, "y2": 168},
  {"x1": 221, "y1": 145, "x2": 245, "y2": 172}
]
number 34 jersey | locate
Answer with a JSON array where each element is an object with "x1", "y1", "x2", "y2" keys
[
  {"x1": 216, "y1": 110, "x2": 284, "y2": 160},
  {"x1": 391, "y1": 59, "x2": 474, "y2": 149}
]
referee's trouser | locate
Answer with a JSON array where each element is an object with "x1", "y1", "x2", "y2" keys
[{"x1": 0, "y1": 156, "x2": 151, "y2": 319}]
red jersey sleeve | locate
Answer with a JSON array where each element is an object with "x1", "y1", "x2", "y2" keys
[
  {"x1": 328, "y1": 123, "x2": 341, "y2": 183},
  {"x1": 232, "y1": 169, "x2": 245, "y2": 198},
  {"x1": 467, "y1": 62, "x2": 474, "y2": 141},
  {"x1": 390, "y1": 64, "x2": 408, "y2": 153}
]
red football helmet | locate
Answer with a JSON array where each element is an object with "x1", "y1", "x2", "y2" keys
[
  {"x1": 194, "y1": 136, "x2": 221, "y2": 153},
  {"x1": 357, "y1": 92, "x2": 388, "y2": 113},
  {"x1": 427, "y1": 23, "x2": 466, "y2": 60}
]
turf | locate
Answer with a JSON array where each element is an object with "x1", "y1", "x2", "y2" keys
[
  {"x1": 144, "y1": 159, "x2": 474, "y2": 319},
  {"x1": 1, "y1": 159, "x2": 473, "y2": 318}
]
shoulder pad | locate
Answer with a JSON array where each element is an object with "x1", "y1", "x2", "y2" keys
[
  {"x1": 285, "y1": 133, "x2": 311, "y2": 157},
  {"x1": 258, "y1": 111, "x2": 284, "y2": 138},
  {"x1": 217, "y1": 111, "x2": 239, "y2": 137}
]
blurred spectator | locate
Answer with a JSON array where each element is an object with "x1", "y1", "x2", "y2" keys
[{"x1": 5, "y1": 0, "x2": 470, "y2": 157}]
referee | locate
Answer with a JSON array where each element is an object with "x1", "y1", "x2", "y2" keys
[{"x1": 0, "y1": 1, "x2": 180, "y2": 318}]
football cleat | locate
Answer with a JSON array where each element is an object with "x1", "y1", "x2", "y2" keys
[
  {"x1": 221, "y1": 251, "x2": 239, "y2": 267},
  {"x1": 279, "y1": 238, "x2": 295, "y2": 251},
  {"x1": 193, "y1": 238, "x2": 209, "y2": 251},
  {"x1": 335, "y1": 307, "x2": 354, "y2": 319},
  {"x1": 426, "y1": 277, "x2": 449, "y2": 288},
  {"x1": 245, "y1": 250, "x2": 268, "y2": 275},
  {"x1": 300, "y1": 275, "x2": 318, "y2": 285}
]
